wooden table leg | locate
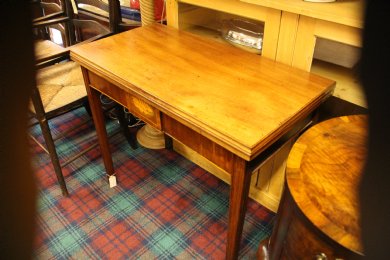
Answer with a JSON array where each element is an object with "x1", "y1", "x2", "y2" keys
[
  {"x1": 84, "y1": 82, "x2": 115, "y2": 176},
  {"x1": 226, "y1": 157, "x2": 251, "y2": 260}
]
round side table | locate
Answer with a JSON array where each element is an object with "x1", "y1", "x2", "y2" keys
[{"x1": 258, "y1": 115, "x2": 367, "y2": 259}]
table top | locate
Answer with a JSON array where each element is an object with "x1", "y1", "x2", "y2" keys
[
  {"x1": 286, "y1": 115, "x2": 367, "y2": 255},
  {"x1": 70, "y1": 24, "x2": 335, "y2": 160}
]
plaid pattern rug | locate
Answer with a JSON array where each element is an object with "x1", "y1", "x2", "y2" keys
[{"x1": 30, "y1": 107, "x2": 274, "y2": 259}]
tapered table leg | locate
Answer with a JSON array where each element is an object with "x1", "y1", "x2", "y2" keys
[
  {"x1": 226, "y1": 157, "x2": 251, "y2": 260},
  {"x1": 85, "y1": 84, "x2": 115, "y2": 176}
]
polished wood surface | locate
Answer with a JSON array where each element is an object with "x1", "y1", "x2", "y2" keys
[
  {"x1": 259, "y1": 115, "x2": 367, "y2": 259},
  {"x1": 71, "y1": 24, "x2": 335, "y2": 259},
  {"x1": 71, "y1": 23, "x2": 335, "y2": 161},
  {"x1": 287, "y1": 114, "x2": 367, "y2": 254}
]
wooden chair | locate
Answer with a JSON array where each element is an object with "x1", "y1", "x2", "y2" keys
[
  {"x1": 31, "y1": 0, "x2": 66, "y2": 44},
  {"x1": 74, "y1": 0, "x2": 140, "y2": 33},
  {"x1": 30, "y1": 0, "x2": 138, "y2": 196}
]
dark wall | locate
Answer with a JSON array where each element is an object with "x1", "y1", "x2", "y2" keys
[
  {"x1": 360, "y1": 1, "x2": 390, "y2": 259},
  {"x1": 0, "y1": 1, "x2": 37, "y2": 259}
]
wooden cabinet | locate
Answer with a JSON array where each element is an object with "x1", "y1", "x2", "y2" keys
[
  {"x1": 166, "y1": 0, "x2": 281, "y2": 60},
  {"x1": 286, "y1": 3, "x2": 365, "y2": 109},
  {"x1": 242, "y1": 0, "x2": 366, "y2": 107},
  {"x1": 165, "y1": 0, "x2": 366, "y2": 212}
]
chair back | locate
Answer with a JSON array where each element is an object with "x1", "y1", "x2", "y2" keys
[
  {"x1": 69, "y1": 0, "x2": 126, "y2": 34},
  {"x1": 32, "y1": 1, "x2": 67, "y2": 43}
]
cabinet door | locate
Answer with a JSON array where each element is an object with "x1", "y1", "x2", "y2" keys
[{"x1": 283, "y1": 215, "x2": 345, "y2": 260}]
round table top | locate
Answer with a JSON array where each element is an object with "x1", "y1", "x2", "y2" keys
[{"x1": 286, "y1": 115, "x2": 367, "y2": 255}]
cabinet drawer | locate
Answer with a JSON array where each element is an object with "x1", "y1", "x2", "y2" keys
[
  {"x1": 282, "y1": 210, "x2": 348, "y2": 260},
  {"x1": 87, "y1": 71, "x2": 162, "y2": 130}
]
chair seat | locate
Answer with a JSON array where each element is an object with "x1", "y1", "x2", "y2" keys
[
  {"x1": 34, "y1": 40, "x2": 66, "y2": 61},
  {"x1": 30, "y1": 61, "x2": 87, "y2": 113}
]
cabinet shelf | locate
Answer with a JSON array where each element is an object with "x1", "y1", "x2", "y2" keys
[
  {"x1": 177, "y1": 3, "x2": 267, "y2": 54},
  {"x1": 240, "y1": 0, "x2": 364, "y2": 28},
  {"x1": 183, "y1": 25, "x2": 225, "y2": 43},
  {"x1": 311, "y1": 59, "x2": 367, "y2": 108},
  {"x1": 168, "y1": 0, "x2": 281, "y2": 59},
  {"x1": 179, "y1": 0, "x2": 272, "y2": 21}
]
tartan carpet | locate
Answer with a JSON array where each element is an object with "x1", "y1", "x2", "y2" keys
[{"x1": 30, "y1": 107, "x2": 275, "y2": 259}]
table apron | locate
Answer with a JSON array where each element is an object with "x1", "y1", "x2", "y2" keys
[
  {"x1": 88, "y1": 70, "x2": 162, "y2": 130},
  {"x1": 86, "y1": 69, "x2": 249, "y2": 174}
]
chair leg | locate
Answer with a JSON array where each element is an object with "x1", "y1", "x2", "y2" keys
[
  {"x1": 38, "y1": 117, "x2": 69, "y2": 196},
  {"x1": 83, "y1": 98, "x2": 92, "y2": 117},
  {"x1": 115, "y1": 104, "x2": 138, "y2": 149},
  {"x1": 88, "y1": 95, "x2": 138, "y2": 149},
  {"x1": 164, "y1": 134, "x2": 173, "y2": 150},
  {"x1": 31, "y1": 88, "x2": 69, "y2": 196}
]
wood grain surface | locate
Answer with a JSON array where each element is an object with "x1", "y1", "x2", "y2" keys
[
  {"x1": 286, "y1": 114, "x2": 368, "y2": 254},
  {"x1": 71, "y1": 24, "x2": 335, "y2": 160}
]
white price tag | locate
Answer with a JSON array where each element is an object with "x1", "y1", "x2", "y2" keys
[{"x1": 109, "y1": 175, "x2": 117, "y2": 188}]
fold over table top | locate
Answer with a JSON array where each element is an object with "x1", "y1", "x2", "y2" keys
[{"x1": 71, "y1": 24, "x2": 335, "y2": 160}]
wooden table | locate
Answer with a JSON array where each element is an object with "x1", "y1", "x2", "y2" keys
[
  {"x1": 258, "y1": 115, "x2": 367, "y2": 259},
  {"x1": 70, "y1": 24, "x2": 335, "y2": 259}
]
